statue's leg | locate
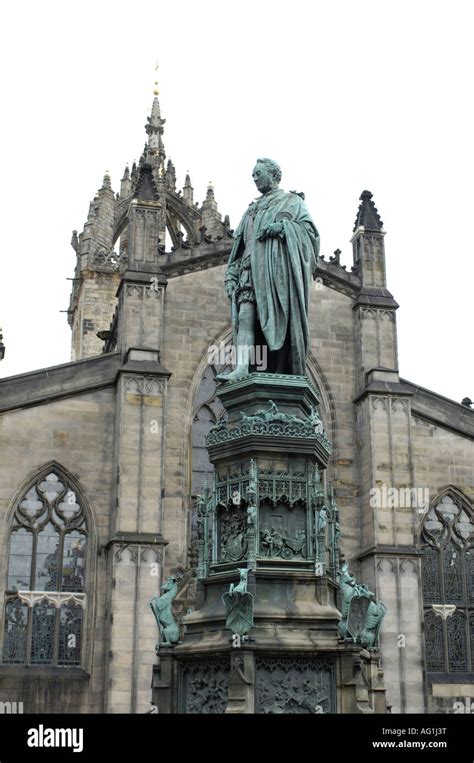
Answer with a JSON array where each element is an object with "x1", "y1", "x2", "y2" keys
[
  {"x1": 267, "y1": 326, "x2": 292, "y2": 374},
  {"x1": 216, "y1": 301, "x2": 255, "y2": 381}
]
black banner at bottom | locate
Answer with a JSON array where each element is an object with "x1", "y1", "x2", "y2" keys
[{"x1": 0, "y1": 712, "x2": 471, "y2": 760}]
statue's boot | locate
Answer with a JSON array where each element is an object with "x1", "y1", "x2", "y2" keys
[
  {"x1": 216, "y1": 365, "x2": 249, "y2": 382},
  {"x1": 216, "y1": 334, "x2": 253, "y2": 382}
]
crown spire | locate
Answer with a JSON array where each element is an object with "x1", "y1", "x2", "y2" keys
[
  {"x1": 145, "y1": 66, "x2": 166, "y2": 174},
  {"x1": 353, "y1": 190, "x2": 383, "y2": 233}
]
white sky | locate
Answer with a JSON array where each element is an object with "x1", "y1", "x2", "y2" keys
[{"x1": 0, "y1": 0, "x2": 472, "y2": 404}]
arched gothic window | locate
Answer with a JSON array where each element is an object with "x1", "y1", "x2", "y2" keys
[
  {"x1": 2, "y1": 468, "x2": 88, "y2": 666},
  {"x1": 188, "y1": 364, "x2": 228, "y2": 563},
  {"x1": 191, "y1": 363, "x2": 228, "y2": 496},
  {"x1": 421, "y1": 491, "x2": 474, "y2": 674}
]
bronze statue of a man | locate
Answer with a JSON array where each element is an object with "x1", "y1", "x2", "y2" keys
[{"x1": 217, "y1": 158, "x2": 319, "y2": 381}]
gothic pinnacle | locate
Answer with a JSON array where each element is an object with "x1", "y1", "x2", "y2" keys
[
  {"x1": 183, "y1": 171, "x2": 194, "y2": 205},
  {"x1": 353, "y1": 190, "x2": 384, "y2": 233},
  {"x1": 150, "y1": 95, "x2": 161, "y2": 124},
  {"x1": 101, "y1": 172, "x2": 112, "y2": 191}
]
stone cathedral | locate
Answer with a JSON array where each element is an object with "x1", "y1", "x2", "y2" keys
[{"x1": 0, "y1": 93, "x2": 472, "y2": 715}]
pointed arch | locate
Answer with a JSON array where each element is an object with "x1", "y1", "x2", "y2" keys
[
  {"x1": 5, "y1": 460, "x2": 96, "y2": 531},
  {"x1": 419, "y1": 486, "x2": 473, "y2": 674},
  {"x1": 1, "y1": 462, "x2": 95, "y2": 668},
  {"x1": 306, "y1": 350, "x2": 337, "y2": 460}
]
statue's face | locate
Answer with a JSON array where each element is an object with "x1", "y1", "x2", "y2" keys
[{"x1": 252, "y1": 163, "x2": 277, "y2": 194}]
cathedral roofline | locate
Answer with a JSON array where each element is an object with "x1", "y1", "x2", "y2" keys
[
  {"x1": 354, "y1": 374, "x2": 474, "y2": 440},
  {"x1": 401, "y1": 377, "x2": 474, "y2": 411},
  {"x1": 401, "y1": 377, "x2": 474, "y2": 440},
  {"x1": 0, "y1": 352, "x2": 121, "y2": 414}
]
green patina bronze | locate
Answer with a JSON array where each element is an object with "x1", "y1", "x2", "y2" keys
[
  {"x1": 337, "y1": 563, "x2": 387, "y2": 649},
  {"x1": 149, "y1": 576, "x2": 180, "y2": 649},
  {"x1": 222, "y1": 569, "x2": 254, "y2": 637},
  {"x1": 217, "y1": 158, "x2": 320, "y2": 381},
  {"x1": 206, "y1": 398, "x2": 331, "y2": 452}
]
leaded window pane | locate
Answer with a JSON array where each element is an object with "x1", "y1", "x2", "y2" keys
[
  {"x1": 38, "y1": 473, "x2": 65, "y2": 504},
  {"x1": 2, "y1": 599, "x2": 28, "y2": 664},
  {"x1": 34, "y1": 522, "x2": 61, "y2": 591},
  {"x1": 2, "y1": 468, "x2": 89, "y2": 667},
  {"x1": 7, "y1": 528, "x2": 33, "y2": 591},
  {"x1": 447, "y1": 611, "x2": 468, "y2": 673},
  {"x1": 470, "y1": 614, "x2": 474, "y2": 663},
  {"x1": 421, "y1": 492, "x2": 473, "y2": 675},
  {"x1": 192, "y1": 407, "x2": 216, "y2": 447},
  {"x1": 58, "y1": 605, "x2": 83, "y2": 665},
  {"x1": 443, "y1": 543, "x2": 463, "y2": 605},
  {"x1": 19, "y1": 486, "x2": 44, "y2": 519},
  {"x1": 30, "y1": 601, "x2": 56, "y2": 664},
  {"x1": 421, "y1": 546, "x2": 441, "y2": 604},
  {"x1": 57, "y1": 491, "x2": 82, "y2": 521},
  {"x1": 192, "y1": 366, "x2": 218, "y2": 409},
  {"x1": 62, "y1": 533, "x2": 86, "y2": 592},
  {"x1": 424, "y1": 610, "x2": 445, "y2": 672},
  {"x1": 467, "y1": 549, "x2": 474, "y2": 605}
]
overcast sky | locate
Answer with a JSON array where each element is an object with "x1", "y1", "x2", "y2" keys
[{"x1": 0, "y1": 0, "x2": 472, "y2": 404}]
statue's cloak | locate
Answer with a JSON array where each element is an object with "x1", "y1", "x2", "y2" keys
[{"x1": 227, "y1": 189, "x2": 320, "y2": 375}]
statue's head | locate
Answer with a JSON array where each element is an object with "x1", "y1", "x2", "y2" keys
[
  {"x1": 162, "y1": 576, "x2": 176, "y2": 592},
  {"x1": 252, "y1": 158, "x2": 282, "y2": 194}
]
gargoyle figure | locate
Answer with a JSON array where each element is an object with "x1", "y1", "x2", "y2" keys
[
  {"x1": 149, "y1": 576, "x2": 180, "y2": 649},
  {"x1": 222, "y1": 568, "x2": 254, "y2": 637},
  {"x1": 229, "y1": 568, "x2": 249, "y2": 594}
]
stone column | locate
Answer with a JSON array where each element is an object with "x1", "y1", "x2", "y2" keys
[{"x1": 105, "y1": 543, "x2": 165, "y2": 713}]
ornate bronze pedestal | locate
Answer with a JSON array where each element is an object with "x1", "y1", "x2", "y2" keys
[{"x1": 152, "y1": 374, "x2": 387, "y2": 714}]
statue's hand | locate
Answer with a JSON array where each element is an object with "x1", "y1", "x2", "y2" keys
[
  {"x1": 258, "y1": 222, "x2": 284, "y2": 240},
  {"x1": 225, "y1": 280, "x2": 236, "y2": 298}
]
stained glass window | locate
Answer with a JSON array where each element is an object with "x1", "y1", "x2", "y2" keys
[
  {"x1": 58, "y1": 604, "x2": 83, "y2": 666},
  {"x1": 421, "y1": 491, "x2": 474, "y2": 674},
  {"x1": 191, "y1": 364, "x2": 228, "y2": 495},
  {"x1": 30, "y1": 601, "x2": 56, "y2": 665},
  {"x1": 2, "y1": 468, "x2": 88, "y2": 667},
  {"x1": 189, "y1": 363, "x2": 229, "y2": 562},
  {"x1": 2, "y1": 599, "x2": 28, "y2": 664}
]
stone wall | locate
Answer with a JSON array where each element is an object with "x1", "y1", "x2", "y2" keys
[
  {"x1": 0, "y1": 389, "x2": 115, "y2": 712},
  {"x1": 0, "y1": 251, "x2": 472, "y2": 715}
]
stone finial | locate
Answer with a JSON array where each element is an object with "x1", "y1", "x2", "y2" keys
[
  {"x1": 71, "y1": 230, "x2": 79, "y2": 253},
  {"x1": 166, "y1": 159, "x2": 176, "y2": 191},
  {"x1": 145, "y1": 95, "x2": 166, "y2": 172},
  {"x1": 149, "y1": 96, "x2": 162, "y2": 127},
  {"x1": 353, "y1": 190, "x2": 384, "y2": 233},
  {"x1": 86, "y1": 201, "x2": 96, "y2": 223},
  {"x1": 461, "y1": 397, "x2": 473, "y2": 408},
  {"x1": 101, "y1": 172, "x2": 112, "y2": 191},
  {"x1": 139, "y1": 144, "x2": 147, "y2": 167},
  {"x1": 120, "y1": 165, "x2": 132, "y2": 198},
  {"x1": 202, "y1": 182, "x2": 218, "y2": 215},
  {"x1": 0, "y1": 329, "x2": 5, "y2": 361},
  {"x1": 183, "y1": 172, "x2": 194, "y2": 206}
]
